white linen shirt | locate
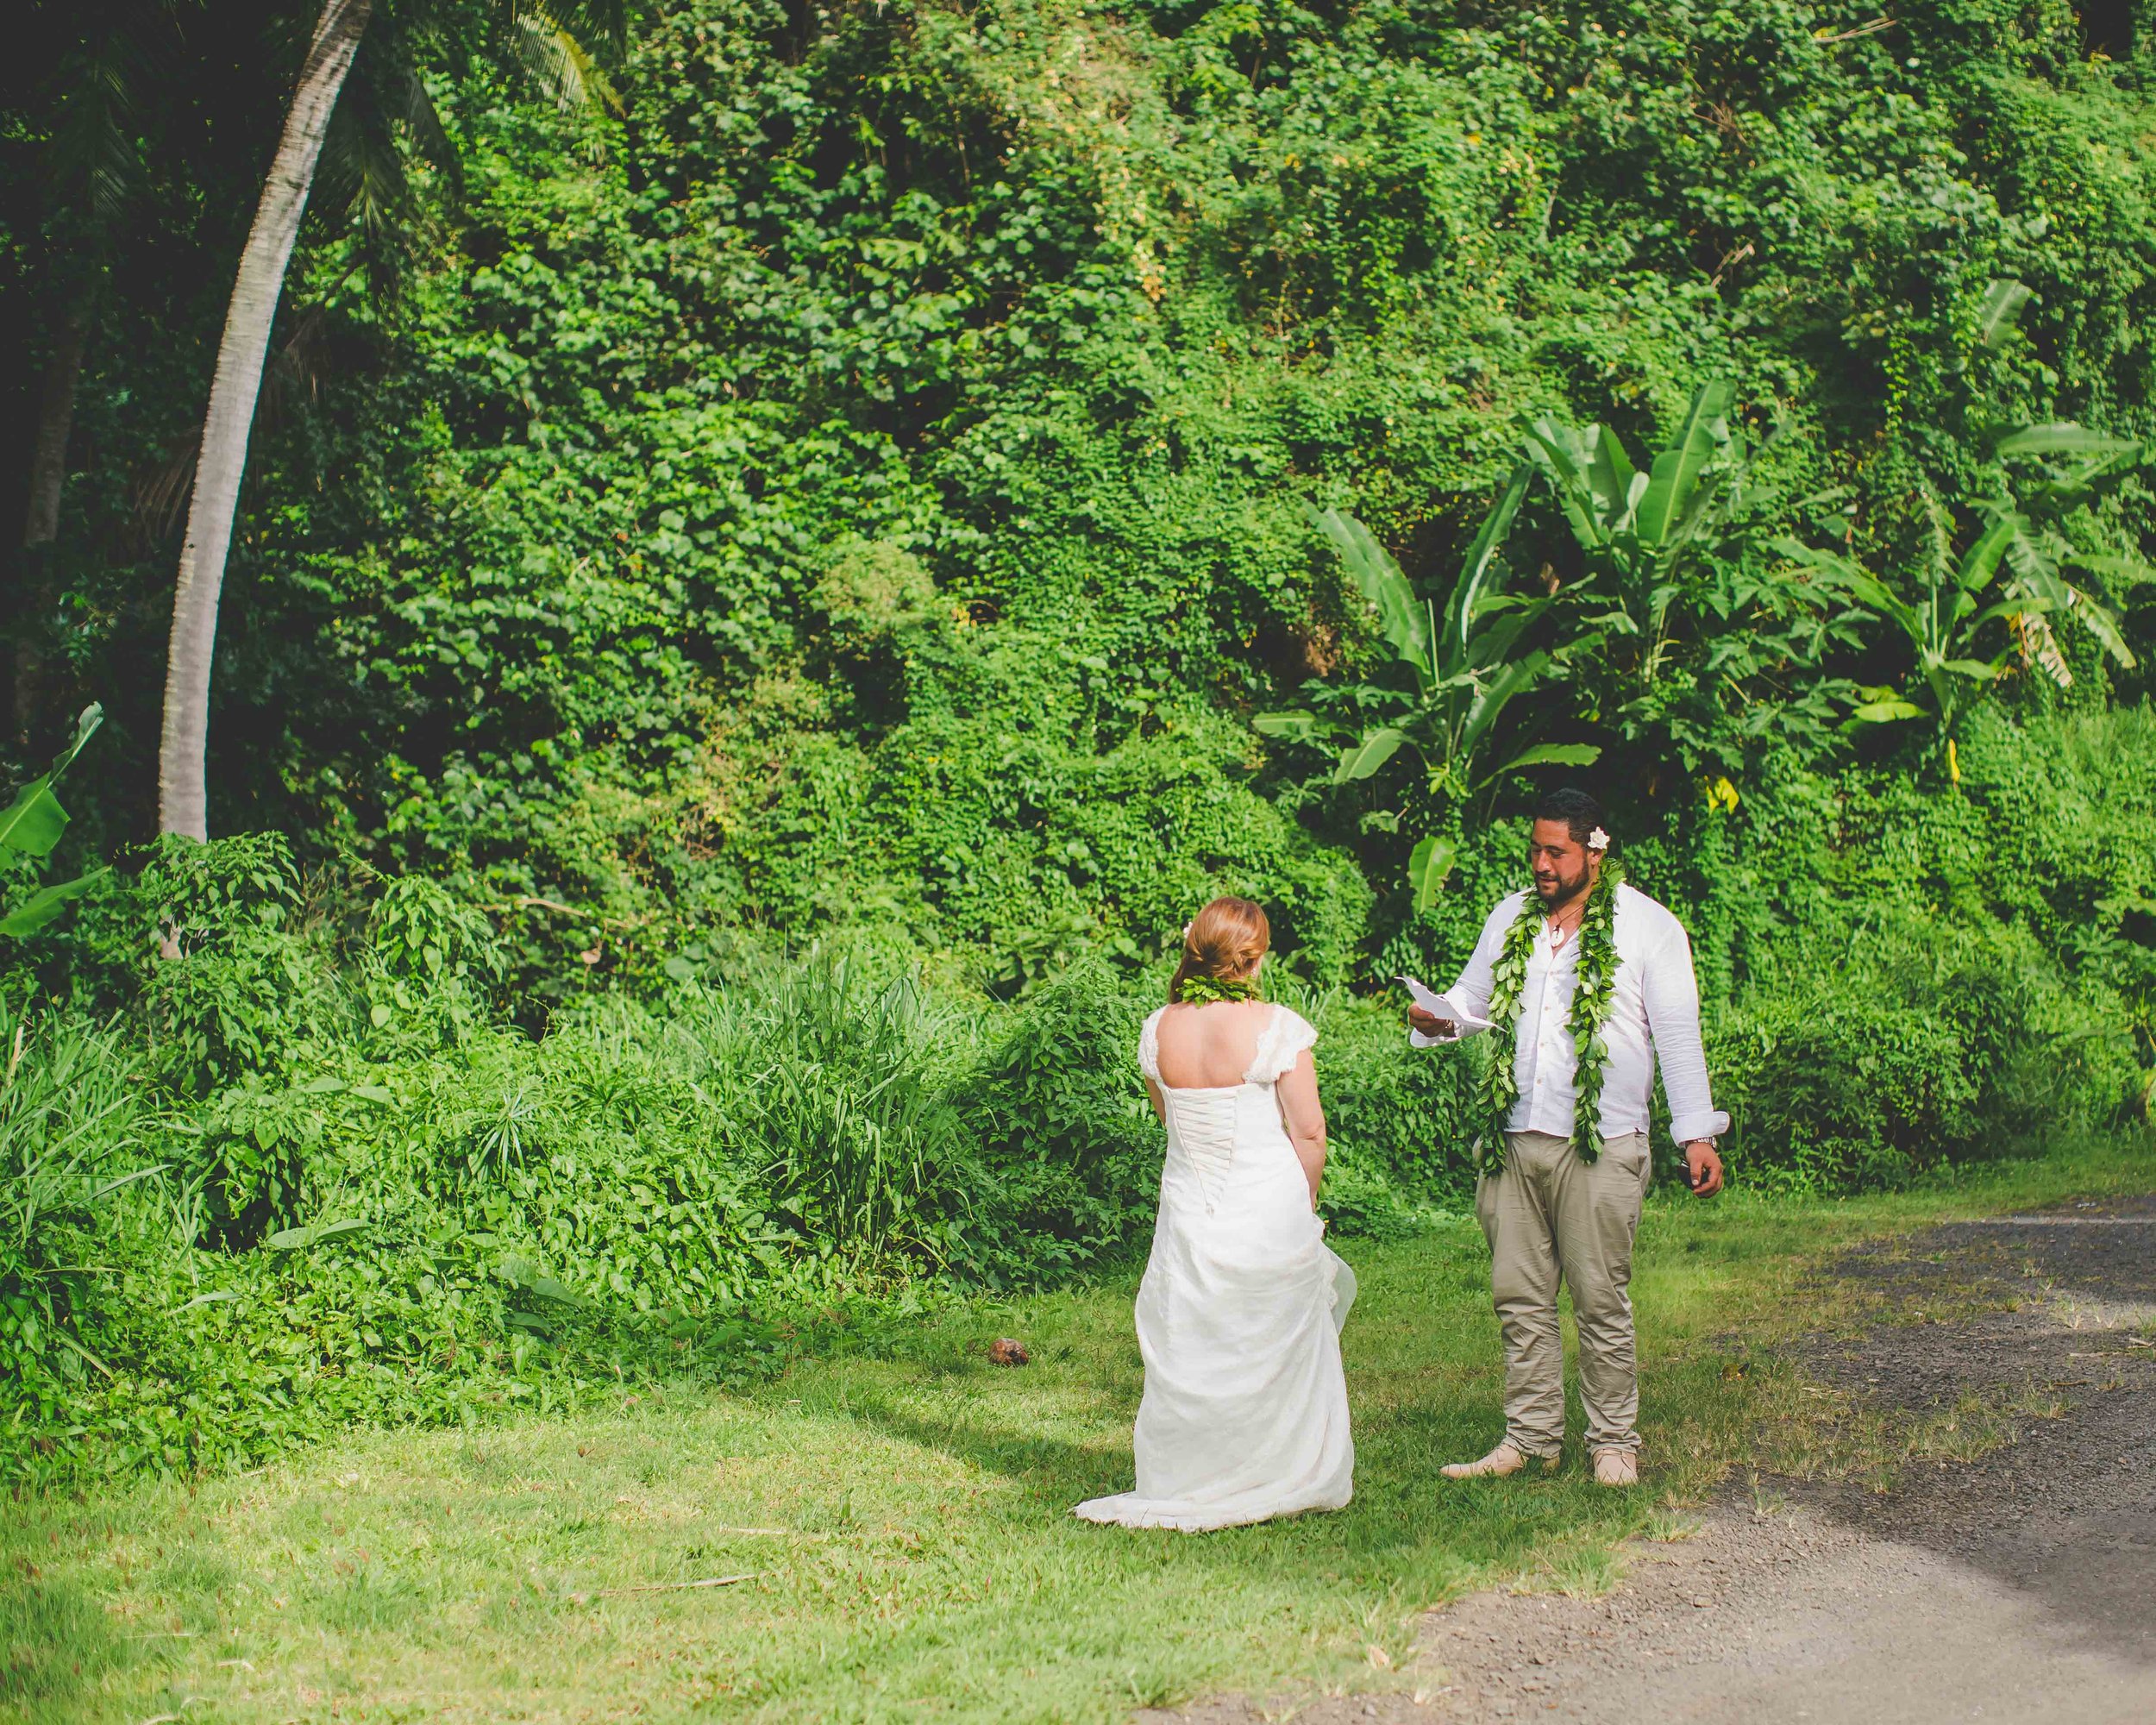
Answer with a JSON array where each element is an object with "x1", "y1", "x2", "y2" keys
[{"x1": 1415, "y1": 882, "x2": 1729, "y2": 1145}]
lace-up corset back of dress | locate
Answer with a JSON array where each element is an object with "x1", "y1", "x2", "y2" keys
[{"x1": 1139, "y1": 1004, "x2": 1316, "y2": 1214}]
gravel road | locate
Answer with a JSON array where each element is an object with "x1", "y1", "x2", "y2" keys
[{"x1": 1146, "y1": 1195, "x2": 2156, "y2": 1725}]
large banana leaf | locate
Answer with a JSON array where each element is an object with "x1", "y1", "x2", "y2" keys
[
  {"x1": 1990, "y1": 518, "x2": 2132, "y2": 667},
  {"x1": 0, "y1": 705, "x2": 103, "y2": 861},
  {"x1": 1332, "y1": 727, "x2": 1407, "y2": 784},
  {"x1": 1998, "y1": 525, "x2": 2136, "y2": 669},
  {"x1": 1252, "y1": 711, "x2": 1321, "y2": 743},
  {"x1": 0, "y1": 868, "x2": 110, "y2": 937},
  {"x1": 1311, "y1": 508, "x2": 1432, "y2": 682},
  {"x1": 1976, "y1": 278, "x2": 2034, "y2": 348},
  {"x1": 1457, "y1": 649, "x2": 1550, "y2": 760},
  {"x1": 1957, "y1": 511, "x2": 2023, "y2": 593},
  {"x1": 1446, "y1": 462, "x2": 1532, "y2": 667},
  {"x1": 1633, "y1": 380, "x2": 1734, "y2": 549},
  {"x1": 1586, "y1": 430, "x2": 1641, "y2": 536},
  {"x1": 1522, "y1": 419, "x2": 1607, "y2": 549},
  {"x1": 1996, "y1": 423, "x2": 2140, "y2": 461},
  {"x1": 2067, "y1": 552, "x2": 2156, "y2": 588},
  {"x1": 0, "y1": 704, "x2": 106, "y2": 940},
  {"x1": 1773, "y1": 540, "x2": 1920, "y2": 635},
  {"x1": 1407, "y1": 835, "x2": 1458, "y2": 913},
  {"x1": 1479, "y1": 741, "x2": 1601, "y2": 787},
  {"x1": 2068, "y1": 587, "x2": 2136, "y2": 668},
  {"x1": 1463, "y1": 591, "x2": 1553, "y2": 671},
  {"x1": 1999, "y1": 421, "x2": 2147, "y2": 507},
  {"x1": 0, "y1": 783, "x2": 69, "y2": 861},
  {"x1": 1847, "y1": 695, "x2": 1926, "y2": 724},
  {"x1": 1965, "y1": 598, "x2": 2055, "y2": 634}
]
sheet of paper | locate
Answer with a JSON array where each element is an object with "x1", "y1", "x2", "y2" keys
[{"x1": 1395, "y1": 975, "x2": 1492, "y2": 1032}]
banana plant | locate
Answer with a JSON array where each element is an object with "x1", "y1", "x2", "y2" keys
[
  {"x1": 1778, "y1": 421, "x2": 2147, "y2": 783},
  {"x1": 1988, "y1": 422, "x2": 2150, "y2": 686},
  {"x1": 1520, "y1": 378, "x2": 1744, "y2": 677},
  {"x1": 1257, "y1": 499, "x2": 1597, "y2": 909},
  {"x1": 0, "y1": 704, "x2": 109, "y2": 936},
  {"x1": 1777, "y1": 513, "x2": 2075, "y2": 784}
]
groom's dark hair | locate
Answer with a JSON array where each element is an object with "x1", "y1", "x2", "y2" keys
[{"x1": 1534, "y1": 786, "x2": 1608, "y2": 848}]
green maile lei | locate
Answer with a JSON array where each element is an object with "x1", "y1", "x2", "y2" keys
[
  {"x1": 1175, "y1": 974, "x2": 1263, "y2": 1006},
  {"x1": 1474, "y1": 857, "x2": 1624, "y2": 1172}
]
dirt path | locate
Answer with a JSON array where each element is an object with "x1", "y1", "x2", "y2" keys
[{"x1": 1153, "y1": 1195, "x2": 2156, "y2": 1725}]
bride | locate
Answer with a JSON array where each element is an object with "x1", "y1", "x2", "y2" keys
[{"x1": 1074, "y1": 896, "x2": 1356, "y2": 1532}]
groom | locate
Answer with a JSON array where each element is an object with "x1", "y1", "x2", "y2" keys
[{"x1": 1408, "y1": 787, "x2": 1725, "y2": 1488}]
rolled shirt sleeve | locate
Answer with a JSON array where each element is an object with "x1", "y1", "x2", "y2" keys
[{"x1": 1642, "y1": 922, "x2": 1730, "y2": 1144}]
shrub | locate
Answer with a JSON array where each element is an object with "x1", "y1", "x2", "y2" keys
[
  {"x1": 1708, "y1": 922, "x2": 2108, "y2": 1194},
  {"x1": 360, "y1": 874, "x2": 508, "y2": 1051},
  {"x1": 1710, "y1": 993, "x2": 1979, "y2": 1193},
  {"x1": 1304, "y1": 988, "x2": 1480, "y2": 1203},
  {"x1": 956, "y1": 957, "x2": 1160, "y2": 1286},
  {"x1": 129, "y1": 835, "x2": 341, "y2": 1095}
]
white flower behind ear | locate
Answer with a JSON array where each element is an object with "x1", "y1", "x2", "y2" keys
[{"x1": 1589, "y1": 826, "x2": 1610, "y2": 851}]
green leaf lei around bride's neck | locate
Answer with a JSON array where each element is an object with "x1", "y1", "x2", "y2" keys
[
  {"x1": 1474, "y1": 857, "x2": 1624, "y2": 1171},
  {"x1": 1175, "y1": 973, "x2": 1263, "y2": 1006}
]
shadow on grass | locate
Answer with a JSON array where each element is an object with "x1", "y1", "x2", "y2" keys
[
  {"x1": 0, "y1": 1565, "x2": 139, "y2": 1725},
  {"x1": 827, "y1": 1362, "x2": 1651, "y2": 1599}
]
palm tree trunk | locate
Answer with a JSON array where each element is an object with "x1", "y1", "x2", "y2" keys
[
  {"x1": 157, "y1": 0, "x2": 372, "y2": 840},
  {"x1": 16, "y1": 298, "x2": 91, "y2": 750},
  {"x1": 22, "y1": 304, "x2": 87, "y2": 551}
]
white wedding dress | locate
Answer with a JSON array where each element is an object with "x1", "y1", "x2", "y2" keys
[{"x1": 1073, "y1": 1003, "x2": 1356, "y2": 1532}]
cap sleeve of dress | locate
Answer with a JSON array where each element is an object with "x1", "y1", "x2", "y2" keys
[
  {"x1": 1246, "y1": 1005, "x2": 1318, "y2": 1085},
  {"x1": 1138, "y1": 1007, "x2": 1167, "y2": 1084}
]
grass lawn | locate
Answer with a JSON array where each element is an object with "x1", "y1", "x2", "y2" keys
[{"x1": 8, "y1": 1138, "x2": 2153, "y2": 1724}]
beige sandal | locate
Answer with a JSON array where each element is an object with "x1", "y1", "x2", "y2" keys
[
  {"x1": 1592, "y1": 1446, "x2": 1639, "y2": 1488},
  {"x1": 1440, "y1": 1440, "x2": 1556, "y2": 1480}
]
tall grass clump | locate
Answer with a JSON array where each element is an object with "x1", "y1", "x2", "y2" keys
[
  {"x1": 0, "y1": 1002, "x2": 160, "y2": 1436},
  {"x1": 661, "y1": 951, "x2": 979, "y2": 1261}
]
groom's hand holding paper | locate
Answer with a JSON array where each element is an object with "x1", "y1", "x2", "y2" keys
[{"x1": 1399, "y1": 975, "x2": 1490, "y2": 1047}]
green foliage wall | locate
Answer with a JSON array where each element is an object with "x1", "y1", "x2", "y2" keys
[{"x1": 16, "y1": 0, "x2": 2156, "y2": 995}]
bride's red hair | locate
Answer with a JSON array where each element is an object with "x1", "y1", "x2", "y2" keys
[{"x1": 1169, "y1": 896, "x2": 1270, "y2": 1003}]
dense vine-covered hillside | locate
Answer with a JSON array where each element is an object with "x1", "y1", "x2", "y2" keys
[{"x1": 9, "y1": 0, "x2": 2155, "y2": 989}]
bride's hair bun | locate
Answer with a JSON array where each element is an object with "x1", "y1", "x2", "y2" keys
[{"x1": 1170, "y1": 896, "x2": 1269, "y2": 1003}]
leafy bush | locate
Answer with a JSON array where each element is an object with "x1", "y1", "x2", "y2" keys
[
  {"x1": 1710, "y1": 991, "x2": 1981, "y2": 1194},
  {"x1": 129, "y1": 834, "x2": 339, "y2": 1095},
  {"x1": 1304, "y1": 988, "x2": 1480, "y2": 1202},
  {"x1": 360, "y1": 874, "x2": 508, "y2": 1051},
  {"x1": 956, "y1": 957, "x2": 1160, "y2": 1286}
]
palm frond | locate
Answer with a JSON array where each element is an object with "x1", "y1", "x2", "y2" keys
[
  {"x1": 513, "y1": 5, "x2": 624, "y2": 116},
  {"x1": 42, "y1": 2, "x2": 184, "y2": 228},
  {"x1": 318, "y1": 79, "x2": 414, "y2": 238},
  {"x1": 389, "y1": 60, "x2": 460, "y2": 182},
  {"x1": 126, "y1": 269, "x2": 361, "y2": 550}
]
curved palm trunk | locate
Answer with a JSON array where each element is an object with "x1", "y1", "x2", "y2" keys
[{"x1": 158, "y1": 0, "x2": 372, "y2": 839}]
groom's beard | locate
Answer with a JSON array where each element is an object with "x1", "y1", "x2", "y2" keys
[{"x1": 1534, "y1": 860, "x2": 1591, "y2": 909}]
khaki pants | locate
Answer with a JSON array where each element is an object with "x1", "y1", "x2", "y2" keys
[{"x1": 1474, "y1": 1129, "x2": 1651, "y2": 1458}]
